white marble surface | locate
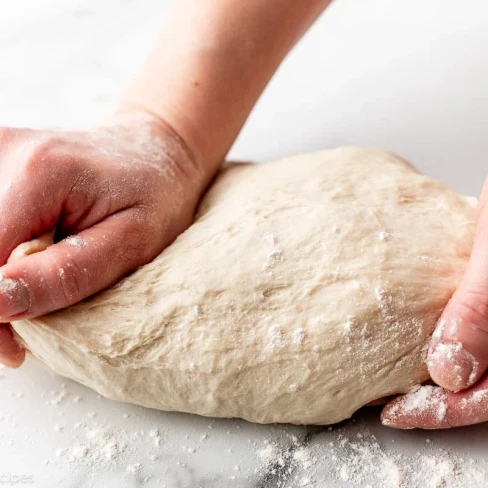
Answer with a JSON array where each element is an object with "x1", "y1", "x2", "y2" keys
[{"x1": 1, "y1": 1, "x2": 488, "y2": 487}]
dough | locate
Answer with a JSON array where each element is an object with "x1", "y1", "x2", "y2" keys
[{"x1": 11, "y1": 148, "x2": 476, "y2": 425}]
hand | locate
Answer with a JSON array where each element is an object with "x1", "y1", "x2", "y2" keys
[
  {"x1": 382, "y1": 177, "x2": 488, "y2": 428},
  {"x1": 381, "y1": 378, "x2": 488, "y2": 429},
  {"x1": 0, "y1": 111, "x2": 206, "y2": 368}
]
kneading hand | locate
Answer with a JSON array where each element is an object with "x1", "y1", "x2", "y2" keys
[
  {"x1": 0, "y1": 0, "x2": 332, "y2": 367},
  {"x1": 0, "y1": 112, "x2": 205, "y2": 367},
  {"x1": 382, "y1": 178, "x2": 488, "y2": 428}
]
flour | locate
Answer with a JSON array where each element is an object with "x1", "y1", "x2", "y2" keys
[
  {"x1": 469, "y1": 389, "x2": 488, "y2": 403},
  {"x1": 428, "y1": 341, "x2": 479, "y2": 389},
  {"x1": 126, "y1": 463, "x2": 142, "y2": 474},
  {"x1": 262, "y1": 233, "x2": 283, "y2": 271},
  {"x1": 292, "y1": 328, "x2": 305, "y2": 345},
  {"x1": 341, "y1": 318, "x2": 353, "y2": 336},
  {"x1": 0, "y1": 274, "x2": 22, "y2": 297},
  {"x1": 64, "y1": 235, "x2": 88, "y2": 250},
  {"x1": 256, "y1": 424, "x2": 486, "y2": 487},
  {"x1": 267, "y1": 324, "x2": 284, "y2": 349},
  {"x1": 45, "y1": 386, "x2": 69, "y2": 407},
  {"x1": 383, "y1": 385, "x2": 448, "y2": 427},
  {"x1": 460, "y1": 389, "x2": 488, "y2": 409}
]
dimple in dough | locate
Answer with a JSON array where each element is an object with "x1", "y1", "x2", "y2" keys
[{"x1": 11, "y1": 148, "x2": 476, "y2": 425}]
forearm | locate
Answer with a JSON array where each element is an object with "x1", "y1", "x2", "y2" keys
[{"x1": 120, "y1": 0, "x2": 331, "y2": 183}]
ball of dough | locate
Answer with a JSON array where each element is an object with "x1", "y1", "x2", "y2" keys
[{"x1": 12, "y1": 148, "x2": 476, "y2": 425}]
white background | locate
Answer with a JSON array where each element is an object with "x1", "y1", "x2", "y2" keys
[{"x1": 0, "y1": 0, "x2": 487, "y2": 487}]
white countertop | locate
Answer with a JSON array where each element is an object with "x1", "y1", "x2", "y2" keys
[{"x1": 1, "y1": 1, "x2": 487, "y2": 486}]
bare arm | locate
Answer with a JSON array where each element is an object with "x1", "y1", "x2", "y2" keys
[
  {"x1": 120, "y1": 0, "x2": 331, "y2": 183},
  {"x1": 0, "y1": 0, "x2": 330, "y2": 367}
]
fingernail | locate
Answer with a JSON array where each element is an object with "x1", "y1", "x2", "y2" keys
[
  {"x1": 0, "y1": 275, "x2": 30, "y2": 319},
  {"x1": 428, "y1": 341, "x2": 479, "y2": 392},
  {"x1": 380, "y1": 400, "x2": 413, "y2": 429},
  {"x1": 381, "y1": 414, "x2": 414, "y2": 430}
]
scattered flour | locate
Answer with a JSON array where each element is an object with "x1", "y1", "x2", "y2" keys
[
  {"x1": 0, "y1": 274, "x2": 21, "y2": 297},
  {"x1": 1, "y1": 367, "x2": 487, "y2": 487},
  {"x1": 191, "y1": 304, "x2": 202, "y2": 319},
  {"x1": 267, "y1": 324, "x2": 284, "y2": 349},
  {"x1": 262, "y1": 233, "x2": 283, "y2": 271},
  {"x1": 469, "y1": 389, "x2": 488, "y2": 404},
  {"x1": 460, "y1": 389, "x2": 488, "y2": 409},
  {"x1": 256, "y1": 424, "x2": 486, "y2": 487},
  {"x1": 383, "y1": 385, "x2": 448, "y2": 427},
  {"x1": 64, "y1": 235, "x2": 88, "y2": 250},
  {"x1": 292, "y1": 328, "x2": 305, "y2": 345},
  {"x1": 342, "y1": 319, "x2": 353, "y2": 335},
  {"x1": 428, "y1": 341, "x2": 479, "y2": 388}
]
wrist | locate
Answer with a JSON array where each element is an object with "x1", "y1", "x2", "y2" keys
[{"x1": 109, "y1": 103, "x2": 212, "y2": 193}]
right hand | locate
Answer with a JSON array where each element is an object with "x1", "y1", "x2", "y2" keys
[
  {"x1": 382, "y1": 177, "x2": 488, "y2": 429},
  {"x1": 0, "y1": 110, "x2": 207, "y2": 367}
]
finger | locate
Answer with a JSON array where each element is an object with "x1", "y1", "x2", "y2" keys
[
  {"x1": 0, "y1": 210, "x2": 156, "y2": 320},
  {"x1": 381, "y1": 375, "x2": 488, "y2": 429},
  {"x1": 427, "y1": 177, "x2": 488, "y2": 391},
  {"x1": 0, "y1": 323, "x2": 25, "y2": 368},
  {"x1": 0, "y1": 137, "x2": 67, "y2": 264}
]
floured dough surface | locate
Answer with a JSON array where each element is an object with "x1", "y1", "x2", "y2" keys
[{"x1": 12, "y1": 148, "x2": 476, "y2": 425}]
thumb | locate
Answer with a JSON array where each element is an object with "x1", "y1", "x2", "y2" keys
[
  {"x1": 428, "y1": 178, "x2": 488, "y2": 391},
  {"x1": 0, "y1": 210, "x2": 156, "y2": 320}
]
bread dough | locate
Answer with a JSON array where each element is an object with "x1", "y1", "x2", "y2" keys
[{"x1": 11, "y1": 148, "x2": 476, "y2": 425}]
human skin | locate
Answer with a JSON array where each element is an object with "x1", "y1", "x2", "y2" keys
[
  {"x1": 382, "y1": 178, "x2": 488, "y2": 429},
  {"x1": 0, "y1": 0, "x2": 331, "y2": 367}
]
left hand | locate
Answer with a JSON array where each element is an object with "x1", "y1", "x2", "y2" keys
[
  {"x1": 0, "y1": 110, "x2": 207, "y2": 368},
  {"x1": 382, "y1": 177, "x2": 488, "y2": 429}
]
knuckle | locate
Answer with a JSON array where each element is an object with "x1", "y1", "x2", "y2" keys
[
  {"x1": 22, "y1": 138, "x2": 57, "y2": 174},
  {"x1": 19, "y1": 135, "x2": 86, "y2": 186},
  {"x1": 45, "y1": 254, "x2": 86, "y2": 309},
  {"x1": 58, "y1": 261, "x2": 86, "y2": 305},
  {"x1": 458, "y1": 289, "x2": 488, "y2": 330}
]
